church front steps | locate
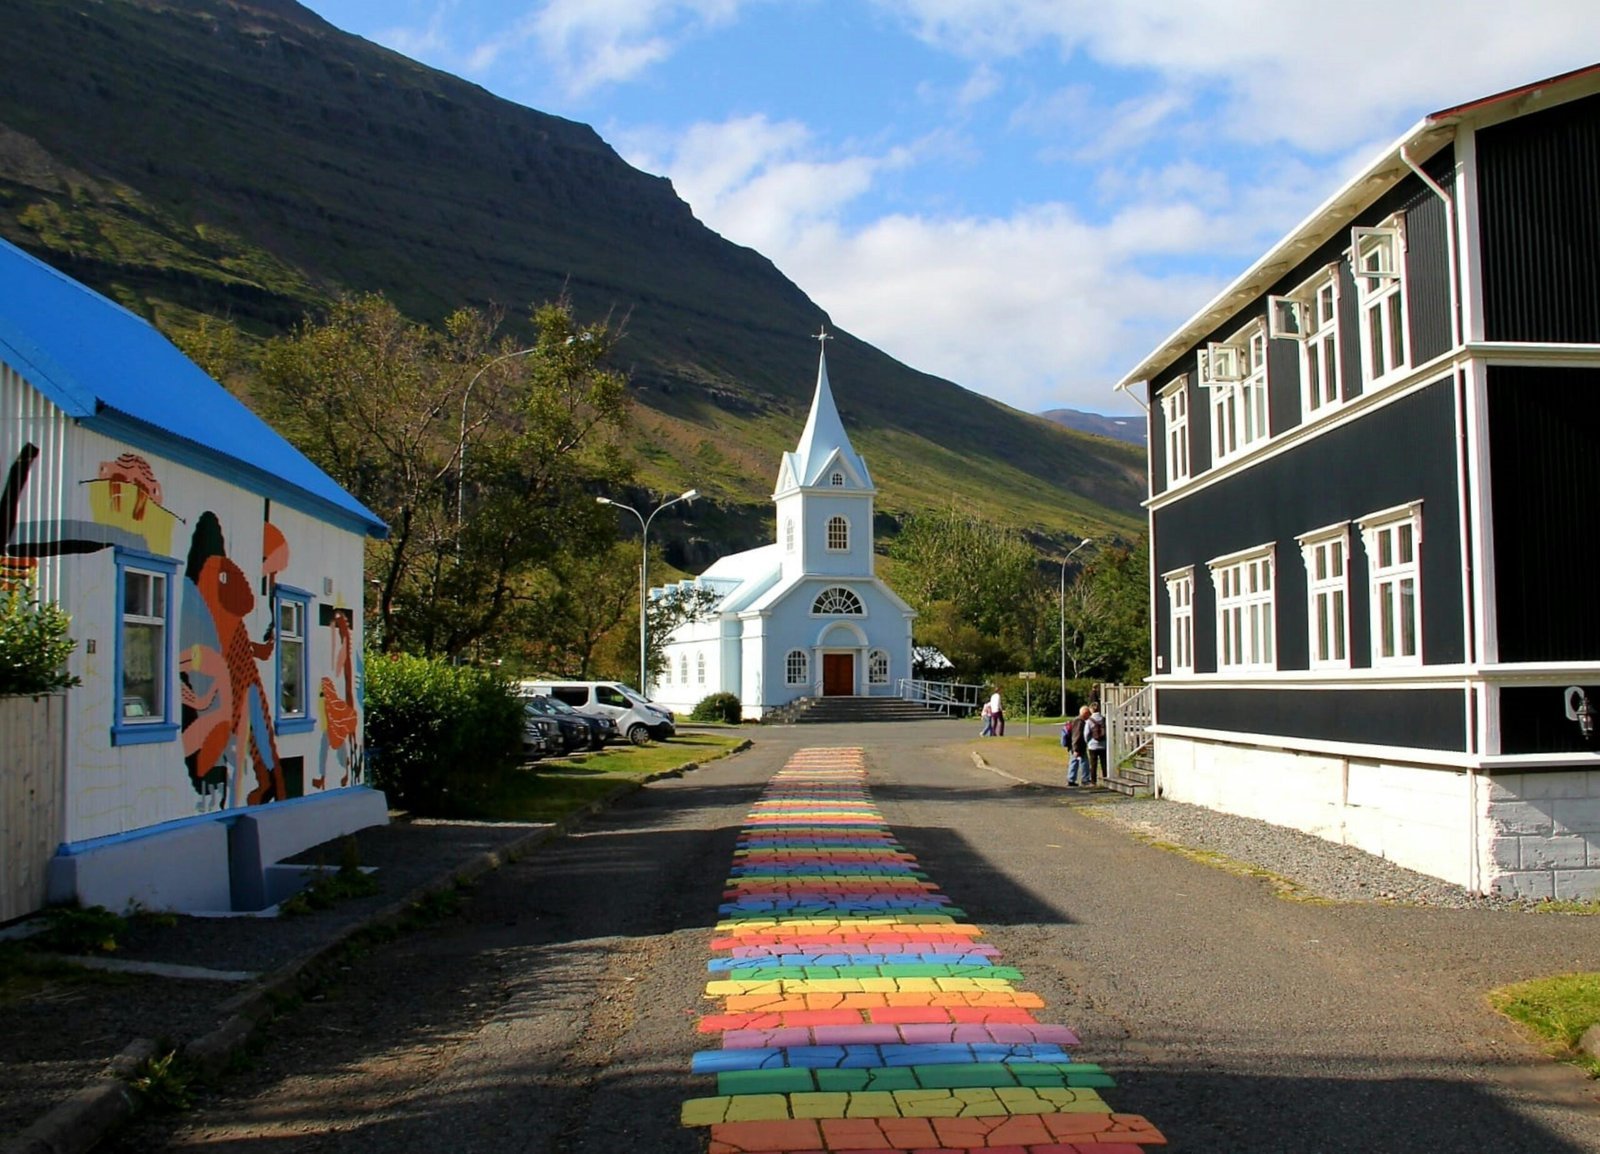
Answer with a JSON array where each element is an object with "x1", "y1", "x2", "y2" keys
[{"x1": 767, "y1": 698, "x2": 945, "y2": 725}]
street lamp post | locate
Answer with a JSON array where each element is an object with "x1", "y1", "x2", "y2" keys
[
  {"x1": 597, "y1": 488, "x2": 699, "y2": 694},
  {"x1": 1059, "y1": 538, "x2": 1093, "y2": 717}
]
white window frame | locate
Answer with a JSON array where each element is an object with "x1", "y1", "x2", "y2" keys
[
  {"x1": 679, "y1": 653, "x2": 689, "y2": 684},
  {"x1": 1297, "y1": 523, "x2": 1350, "y2": 670},
  {"x1": 868, "y1": 649, "x2": 889, "y2": 685},
  {"x1": 1163, "y1": 567, "x2": 1194, "y2": 674},
  {"x1": 1160, "y1": 376, "x2": 1190, "y2": 487},
  {"x1": 826, "y1": 515, "x2": 848, "y2": 551},
  {"x1": 785, "y1": 518, "x2": 794, "y2": 552},
  {"x1": 1352, "y1": 220, "x2": 1408, "y2": 388},
  {"x1": 812, "y1": 586, "x2": 865, "y2": 615},
  {"x1": 830, "y1": 471, "x2": 845, "y2": 487},
  {"x1": 1269, "y1": 263, "x2": 1342, "y2": 418},
  {"x1": 1359, "y1": 501, "x2": 1423, "y2": 666},
  {"x1": 697, "y1": 651, "x2": 706, "y2": 685},
  {"x1": 786, "y1": 649, "x2": 809, "y2": 685},
  {"x1": 1202, "y1": 320, "x2": 1269, "y2": 464},
  {"x1": 1210, "y1": 545, "x2": 1276, "y2": 672}
]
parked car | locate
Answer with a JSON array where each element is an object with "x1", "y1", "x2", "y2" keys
[
  {"x1": 521, "y1": 707, "x2": 560, "y2": 760},
  {"x1": 518, "y1": 680, "x2": 675, "y2": 745},
  {"x1": 522, "y1": 696, "x2": 587, "y2": 755},
  {"x1": 534, "y1": 694, "x2": 617, "y2": 751}
]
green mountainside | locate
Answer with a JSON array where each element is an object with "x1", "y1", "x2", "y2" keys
[{"x1": 0, "y1": 0, "x2": 1145, "y2": 559}]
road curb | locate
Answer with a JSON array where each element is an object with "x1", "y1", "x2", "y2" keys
[{"x1": 3, "y1": 738, "x2": 754, "y2": 1154}]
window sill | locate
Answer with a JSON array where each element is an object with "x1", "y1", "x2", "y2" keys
[
  {"x1": 278, "y1": 716, "x2": 317, "y2": 736},
  {"x1": 111, "y1": 722, "x2": 180, "y2": 747}
]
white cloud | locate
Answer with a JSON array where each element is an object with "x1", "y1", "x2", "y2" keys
[{"x1": 878, "y1": 0, "x2": 1600, "y2": 151}]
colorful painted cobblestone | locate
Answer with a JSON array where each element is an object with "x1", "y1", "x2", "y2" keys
[{"x1": 683, "y1": 747, "x2": 1166, "y2": 1152}]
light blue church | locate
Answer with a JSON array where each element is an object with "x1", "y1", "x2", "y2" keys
[{"x1": 651, "y1": 338, "x2": 915, "y2": 719}]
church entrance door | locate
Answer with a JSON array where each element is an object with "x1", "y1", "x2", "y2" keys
[{"x1": 822, "y1": 653, "x2": 854, "y2": 696}]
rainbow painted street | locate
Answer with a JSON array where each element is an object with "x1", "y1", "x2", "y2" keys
[{"x1": 682, "y1": 746, "x2": 1167, "y2": 1152}]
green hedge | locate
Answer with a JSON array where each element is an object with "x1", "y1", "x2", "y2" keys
[
  {"x1": 365, "y1": 654, "x2": 524, "y2": 814},
  {"x1": 992, "y1": 675, "x2": 1099, "y2": 720},
  {"x1": 691, "y1": 691, "x2": 742, "y2": 724}
]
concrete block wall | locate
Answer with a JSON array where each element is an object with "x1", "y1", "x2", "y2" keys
[{"x1": 1484, "y1": 771, "x2": 1600, "y2": 901}]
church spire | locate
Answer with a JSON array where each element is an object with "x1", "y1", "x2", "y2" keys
[{"x1": 788, "y1": 327, "x2": 871, "y2": 489}]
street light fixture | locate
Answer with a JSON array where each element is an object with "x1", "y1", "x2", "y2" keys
[
  {"x1": 1059, "y1": 537, "x2": 1093, "y2": 717},
  {"x1": 597, "y1": 488, "x2": 699, "y2": 694}
]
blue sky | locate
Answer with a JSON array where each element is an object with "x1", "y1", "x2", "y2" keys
[{"x1": 299, "y1": 1, "x2": 1599, "y2": 415}]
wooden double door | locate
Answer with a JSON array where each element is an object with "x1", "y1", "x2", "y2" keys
[{"x1": 822, "y1": 653, "x2": 854, "y2": 697}]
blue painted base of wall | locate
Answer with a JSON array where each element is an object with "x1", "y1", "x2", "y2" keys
[{"x1": 46, "y1": 788, "x2": 390, "y2": 914}]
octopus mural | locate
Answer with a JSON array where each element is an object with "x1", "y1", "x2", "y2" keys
[{"x1": 179, "y1": 511, "x2": 286, "y2": 807}]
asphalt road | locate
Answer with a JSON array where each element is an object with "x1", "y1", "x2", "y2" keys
[{"x1": 105, "y1": 721, "x2": 1600, "y2": 1153}]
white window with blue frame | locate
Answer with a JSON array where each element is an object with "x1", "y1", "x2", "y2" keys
[
  {"x1": 113, "y1": 550, "x2": 179, "y2": 745},
  {"x1": 275, "y1": 585, "x2": 314, "y2": 734}
]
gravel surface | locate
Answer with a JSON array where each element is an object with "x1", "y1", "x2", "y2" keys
[{"x1": 1087, "y1": 795, "x2": 1545, "y2": 911}]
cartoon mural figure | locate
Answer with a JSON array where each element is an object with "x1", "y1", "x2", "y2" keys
[
  {"x1": 316, "y1": 608, "x2": 363, "y2": 789},
  {"x1": 179, "y1": 511, "x2": 286, "y2": 807},
  {"x1": 2, "y1": 443, "x2": 124, "y2": 590},
  {"x1": 97, "y1": 453, "x2": 163, "y2": 520}
]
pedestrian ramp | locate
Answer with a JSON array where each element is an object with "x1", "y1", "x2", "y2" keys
[{"x1": 681, "y1": 745, "x2": 1167, "y2": 1152}]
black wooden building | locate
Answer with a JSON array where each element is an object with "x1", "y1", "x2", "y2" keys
[{"x1": 1117, "y1": 65, "x2": 1600, "y2": 900}]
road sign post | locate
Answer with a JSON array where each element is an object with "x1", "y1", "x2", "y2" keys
[{"x1": 1018, "y1": 672, "x2": 1037, "y2": 736}]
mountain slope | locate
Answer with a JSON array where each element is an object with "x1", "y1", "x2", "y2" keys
[
  {"x1": 0, "y1": 0, "x2": 1145, "y2": 549},
  {"x1": 1039, "y1": 409, "x2": 1148, "y2": 447}
]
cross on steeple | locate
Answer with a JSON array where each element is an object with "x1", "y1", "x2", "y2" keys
[{"x1": 813, "y1": 326, "x2": 832, "y2": 345}]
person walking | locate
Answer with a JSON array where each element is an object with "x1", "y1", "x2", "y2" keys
[
  {"x1": 1085, "y1": 701, "x2": 1108, "y2": 785},
  {"x1": 1066, "y1": 705, "x2": 1091, "y2": 785},
  {"x1": 988, "y1": 689, "x2": 1006, "y2": 737},
  {"x1": 979, "y1": 697, "x2": 994, "y2": 737}
]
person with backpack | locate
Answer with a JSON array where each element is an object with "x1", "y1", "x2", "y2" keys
[
  {"x1": 1064, "y1": 704, "x2": 1091, "y2": 785},
  {"x1": 1085, "y1": 702, "x2": 1108, "y2": 785}
]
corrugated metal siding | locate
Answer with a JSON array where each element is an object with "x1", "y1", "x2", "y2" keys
[
  {"x1": 1487, "y1": 365, "x2": 1600, "y2": 662},
  {"x1": 1402, "y1": 186, "x2": 1454, "y2": 364},
  {"x1": 1, "y1": 363, "x2": 72, "y2": 605},
  {"x1": 1477, "y1": 91, "x2": 1600, "y2": 343}
]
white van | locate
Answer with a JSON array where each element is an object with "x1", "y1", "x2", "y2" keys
[{"x1": 517, "y1": 680, "x2": 675, "y2": 745}]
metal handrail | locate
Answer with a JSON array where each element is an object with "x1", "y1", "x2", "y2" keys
[{"x1": 898, "y1": 678, "x2": 986, "y2": 715}]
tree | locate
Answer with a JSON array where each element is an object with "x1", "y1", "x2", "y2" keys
[
  {"x1": 1059, "y1": 541, "x2": 1150, "y2": 684},
  {"x1": 0, "y1": 580, "x2": 81, "y2": 695},
  {"x1": 645, "y1": 582, "x2": 722, "y2": 683},
  {"x1": 886, "y1": 505, "x2": 1044, "y2": 676},
  {"x1": 254, "y1": 294, "x2": 631, "y2": 657}
]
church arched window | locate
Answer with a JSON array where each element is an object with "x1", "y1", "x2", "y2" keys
[
  {"x1": 812, "y1": 586, "x2": 864, "y2": 615},
  {"x1": 827, "y1": 515, "x2": 848, "y2": 551},
  {"x1": 679, "y1": 654, "x2": 688, "y2": 684},
  {"x1": 869, "y1": 649, "x2": 889, "y2": 684},
  {"x1": 785, "y1": 518, "x2": 794, "y2": 552},
  {"x1": 786, "y1": 649, "x2": 809, "y2": 685},
  {"x1": 831, "y1": 471, "x2": 844, "y2": 486},
  {"x1": 697, "y1": 651, "x2": 706, "y2": 684}
]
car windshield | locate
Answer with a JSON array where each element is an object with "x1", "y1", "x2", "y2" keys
[
  {"x1": 616, "y1": 685, "x2": 650, "y2": 705},
  {"x1": 539, "y1": 696, "x2": 580, "y2": 716},
  {"x1": 523, "y1": 698, "x2": 557, "y2": 717}
]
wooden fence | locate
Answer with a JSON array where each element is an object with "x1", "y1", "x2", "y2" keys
[{"x1": 1, "y1": 694, "x2": 65, "y2": 922}]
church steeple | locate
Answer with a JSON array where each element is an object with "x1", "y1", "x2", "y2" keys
[{"x1": 777, "y1": 329, "x2": 873, "y2": 495}]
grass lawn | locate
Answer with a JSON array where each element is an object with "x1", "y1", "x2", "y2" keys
[
  {"x1": 1488, "y1": 972, "x2": 1600, "y2": 1078},
  {"x1": 469, "y1": 732, "x2": 747, "y2": 823}
]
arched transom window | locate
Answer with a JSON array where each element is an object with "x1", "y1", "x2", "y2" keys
[
  {"x1": 786, "y1": 649, "x2": 809, "y2": 684},
  {"x1": 827, "y1": 515, "x2": 848, "y2": 551},
  {"x1": 813, "y1": 586, "x2": 864, "y2": 615},
  {"x1": 868, "y1": 649, "x2": 889, "y2": 684},
  {"x1": 831, "y1": 471, "x2": 845, "y2": 486}
]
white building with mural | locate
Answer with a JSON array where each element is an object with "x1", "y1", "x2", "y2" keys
[
  {"x1": 650, "y1": 339, "x2": 915, "y2": 720},
  {"x1": 0, "y1": 238, "x2": 389, "y2": 917}
]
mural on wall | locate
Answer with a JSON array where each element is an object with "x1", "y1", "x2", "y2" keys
[
  {"x1": 316, "y1": 607, "x2": 363, "y2": 789},
  {"x1": 179, "y1": 510, "x2": 286, "y2": 808},
  {"x1": 2, "y1": 443, "x2": 147, "y2": 589}
]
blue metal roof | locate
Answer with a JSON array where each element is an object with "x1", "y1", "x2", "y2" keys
[{"x1": 0, "y1": 238, "x2": 386, "y2": 537}]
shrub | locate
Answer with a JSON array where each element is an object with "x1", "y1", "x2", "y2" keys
[
  {"x1": 0, "y1": 580, "x2": 81, "y2": 696},
  {"x1": 364, "y1": 655, "x2": 524, "y2": 815},
  {"x1": 691, "y1": 691, "x2": 742, "y2": 724}
]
